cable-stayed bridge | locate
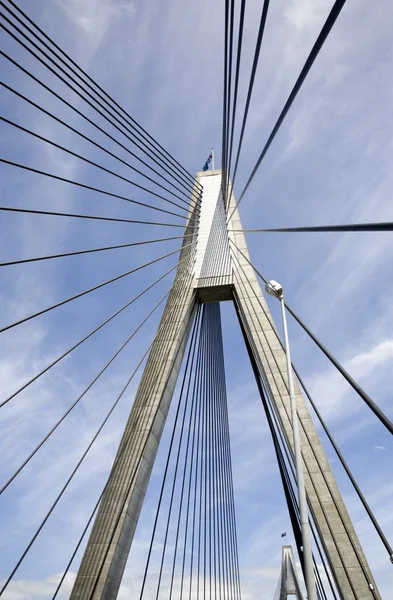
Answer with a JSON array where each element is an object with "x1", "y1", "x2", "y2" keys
[{"x1": 0, "y1": 1, "x2": 392, "y2": 600}]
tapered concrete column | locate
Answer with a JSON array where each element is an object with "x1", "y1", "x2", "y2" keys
[
  {"x1": 228, "y1": 189, "x2": 380, "y2": 600},
  {"x1": 279, "y1": 545, "x2": 304, "y2": 599},
  {"x1": 70, "y1": 193, "x2": 199, "y2": 600}
]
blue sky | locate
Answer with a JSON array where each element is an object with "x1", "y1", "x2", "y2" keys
[{"x1": 1, "y1": 0, "x2": 393, "y2": 598}]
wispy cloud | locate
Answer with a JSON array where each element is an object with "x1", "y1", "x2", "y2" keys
[{"x1": 1, "y1": 0, "x2": 392, "y2": 599}]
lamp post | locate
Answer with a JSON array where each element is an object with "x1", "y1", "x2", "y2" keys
[{"x1": 265, "y1": 280, "x2": 317, "y2": 600}]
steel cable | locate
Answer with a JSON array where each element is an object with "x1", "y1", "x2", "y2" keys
[
  {"x1": 228, "y1": 0, "x2": 348, "y2": 221},
  {"x1": 0, "y1": 205, "x2": 198, "y2": 228},
  {"x1": 231, "y1": 222, "x2": 393, "y2": 233},
  {"x1": 0, "y1": 76, "x2": 199, "y2": 209},
  {"x1": 84, "y1": 253, "x2": 198, "y2": 600},
  {"x1": 229, "y1": 238, "x2": 393, "y2": 435},
  {"x1": 231, "y1": 261, "x2": 376, "y2": 597},
  {"x1": 1, "y1": 117, "x2": 193, "y2": 216},
  {"x1": 0, "y1": 241, "x2": 196, "y2": 336},
  {"x1": 0, "y1": 267, "x2": 196, "y2": 595},
  {"x1": 1, "y1": 6, "x2": 201, "y2": 197},
  {"x1": 233, "y1": 293, "x2": 336, "y2": 599},
  {"x1": 232, "y1": 245, "x2": 393, "y2": 560},
  {"x1": 0, "y1": 159, "x2": 193, "y2": 220},
  {"x1": 51, "y1": 244, "x2": 198, "y2": 598},
  {"x1": 0, "y1": 251, "x2": 195, "y2": 410},
  {"x1": 0, "y1": 76, "x2": 198, "y2": 206},
  {"x1": 225, "y1": 0, "x2": 246, "y2": 211},
  {"x1": 0, "y1": 255, "x2": 196, "y2": 493},
  {"x1": 3, "y1": 0, "x2": 200, "y2": 190},
  {"x1": 0, "y1": 233, "x2": 194, "y2": 267},
  {"x1": 50, "y1": 260, "x2": 197, "y2": 598},
  {"x1": 226, "y1": 0, "x2": 270, "y2": 210},
  {"x1": 137, "y1": 304, "x2": 202, "y2": 600}
]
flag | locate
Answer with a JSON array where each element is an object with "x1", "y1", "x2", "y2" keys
[
  {"x1": 281, "y1": 532, "x2": 287, "y2": 538},
  {"x1": 202, "y1": 152, "x2": 213, "y2": 171}
]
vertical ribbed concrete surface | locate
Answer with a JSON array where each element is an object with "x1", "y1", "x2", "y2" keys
[
  {"x1": 70, "y1": 194, "x2": 199, "y2": 600},
  {"x1": 280, "y1": 545, "x2": 304, "y2": 599},
  {"x1": 228, "y1": 188, "x2": 380, "y2": 599}
]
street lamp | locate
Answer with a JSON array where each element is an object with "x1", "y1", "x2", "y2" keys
[{"x1": 265, "y1": 280, "x2": 317, "y2": 600}]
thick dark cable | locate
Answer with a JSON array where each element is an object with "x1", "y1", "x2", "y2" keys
[
  {"x1": 296, "y1": 373, "x2": 393, "y2": 561},
  {"x1": 230, "y1": 238, "x2": 393, "y2": 435},
  {"x1": 0, "y1": 241, "x2": 195, "y2": 335},
  {"x1": 276, "y1": 436, "x2": 326, "y2": 600},
  {"x1": 213, "y1": 312, "x2": 224, "y2": 600},
  {"x1": 238, "y1": 230, "x2": 393, "y2": 558},
  {"x1": 233, "y1": 298, "x2": 310, "y2": 583},
  {"x1": 276, "y1": 422, "x2": 334, "y2": 600},
  {"x1": 223, "y1": 0, "x2": 235, "y2": 206},
  {"x1": 0, "y1": 159, "x2": 192, "y2": 221},
  {"x1": 281, "y1": 447, "x2": 330, "y2": 600},
  {"x1": 227, "y1": 0, "x2": 270, "y2": 209},
  {"x1": 211, "y1": 312, "x2": 225, "y2": 600},
  {"x1": 4, "y1": 0, "x2": 201, "y2": 189},
  {"x1": 0, "y1": 234, "x2": 193, "y2": 267},
  {"x1": 226, "y1": 0, "x2": 246, "y2": 208},
  {"x1": 210, "y1": 323, "x2": 218, "y2": 600},
  {"x1": 1, "y1": 117, "x2": 192, "y2": 216},
  {"x1": 221, "y1": 0, "x2": 230, "y2": 205},
  {"x1": 1, "y1": 15, "x2": 200, "y2": 198},
  {"x1": 231, "y1": 282, "x2": 340, "y2": 598},
  {"x1": 206, "y1": 306, "x2": 212, "y2": 600},
  {"x1": 285, "y1": 304, "x2": 393, "y2": 436},
  {"x1": 203, "y1": 306, "x2": 210, "y2": 600},
  {"x1": 0, "y1": 205, "x2": 197, "y2": 228},
  {"x1": 232, "y1": 265, "x2": 373, "y2": 596},
  {"x1": 229, "y1": 0, "x2": 347, "y2": 220},
  {"x1": 210, "y1": 307, "x2": 221, "y2": 600},
  {"x1": 231, "y1": 275, "x2": 363, "y2": 598},
  {"x1": 208, "y1": 307, "x2": 215, "y2": 600},
  {"x1": 0, "y1": 77, "x2": 198, "y2": 209},
  {"x1": 231, "y1": 267, "x2": 347, "y2": 599},
  {"x1": 233, "y1": 222, "x2": 393, "y2": 233},
  {"x1": 0, "y1": 260, "x2": 194, "y2": 493}
]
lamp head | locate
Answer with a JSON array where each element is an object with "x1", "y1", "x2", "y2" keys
[{"x1": 265, "y1": 280, "x2": 283, "y2": 298}]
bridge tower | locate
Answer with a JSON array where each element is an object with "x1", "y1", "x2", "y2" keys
[
  {"x1": 70, "y1": 170, "x2": 380, "y2": 600},
  {"x1": 274, "y1": 545, "x2": 304, "y2": 600}
]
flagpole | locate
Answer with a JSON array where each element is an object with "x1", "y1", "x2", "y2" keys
[{"x1": 211, "y1": 148, "x2": 215, "y2": 170}]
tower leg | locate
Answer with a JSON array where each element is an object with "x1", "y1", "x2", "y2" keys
[
  {"x1": 70, "y1": 233, "x2": 198, "y2": 600},
  {"x1": 229, "y1": 198, "x2": 381, "y2": 600}
]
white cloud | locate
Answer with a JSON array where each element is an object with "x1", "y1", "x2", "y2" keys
[
  {"x1": 1, "y1": 1, "x2": 393, "y2": 599},
  {"x1": 1, "y1": 573, "x2": 75, "y2": 600},
  {"x1": 306, "y1": 337, "x2": 393, "y2": 423},
  {"x1": 54, "y1": 0, "x2": 136, "y2": 60}
]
